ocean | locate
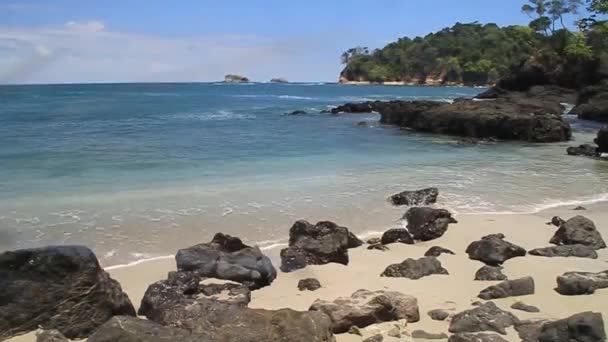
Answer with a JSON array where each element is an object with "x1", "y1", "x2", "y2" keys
[{"x1": 1, "y1": 82, "x2": 607, "y2": 266}]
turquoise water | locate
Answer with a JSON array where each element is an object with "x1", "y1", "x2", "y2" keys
[{"x1": 1, "y1": 83, "x2": 607, "y2": 265}]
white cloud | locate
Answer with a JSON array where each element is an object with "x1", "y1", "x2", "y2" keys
[{"x1": 65, "y1": 20, "x2": 105, "y2": 32}]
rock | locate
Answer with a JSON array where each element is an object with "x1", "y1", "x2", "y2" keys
[
  {"x1": 474, "y1": 265, "x2": 507, "y2": 281},
  {"x1": 331, "y1": 102, "x2": 374, "y2": 114},
  {"x1": 466, "y1": 234, "x2": 526, "y2": 266},
  {"x1": 573, "y1": 84, "x2": 608, "y2": 122},
  {"x1": 549, "y1": 216, "x2": 566, "y2": 227},
  {"x1": 270, "y1": 77, "x2": 288, "y2": 83},
  {"x1": 429, "y1": 309, "x2": 450, "y2": 321},
  {"x1": 567, "y1": 144, "x2": 598, "y2": 157},
  {"x1": 449, "y1": 301, "x2": 519, "y2": 334},
  {"x1": 389, "y1": 187, "x2": 439, "y2": 206},
  {"x1": 176, "y1": 233, "x2": 276, "y2": 289},
  {"x1": 36, "y1": 330, "x2": 69, "y2": 342},
  {"x1": 87, "y1": 316, "x2": 201, "y2": 342},
  {"x1": 549, "y1": 216, "x2": 606, "y2": 250},
  {"x1": 381, "y1": 256, "x2": 449, "y2": 279},
  {"x1": 574, "y1": 206, "x2": 587, "y2": 210},
  {"x1": 412, "y1": 330, "x2": 448, "y2": 339},
  {"x1": 367, "y1": 243, "x2": 390, "y2": 251},
  {"x1": 309, "y1": 289, "x2": 419, "y2": 333},
  {"x1": 298, "y1": 278, "x2": 321, "y2": 291},
  {"x1": 404, "y1": 207, "x2": 458, "y2": 241},
  {"x1": 280, "y1": 220, "x2": 362, "y2": 272},
  {"x1": 357, "y1": 121, "x2": 369, "y2": 127},
  {"x1": 347, "y1": 326, "x2": 362, "y2": 335},
  {"x1": 380, "y1": 228, "x2": 414, "y2": 245},
  {"x1": 138, "y1": 271, "x2": 250, "y2": 320},
  {"x1": 448, "y1": 333, "x2": 508, "y2": 342},
  {"x1": 387, "y1": 325, "x2": 401, "y2": 338},
  {"x1": 425, "y1": 246, "x2": 456, "y2": 257},
  {"x1": 511, "y1": 301, "x2": 540, "y2": 313},
  {"x1": 478, "y1": 277, "x2": 535, "y2": 300},
  {"x1": 363, "y1": 334, "x2": 384, "y2": 342},
  {"x1": 538, "y1": 312, "x2": 606, "y2": 342},
  {"x1": 0, "y1": 246, "x2": 135, "y2": 340},
  {"x1": 555, "y1": 270, "x2": 608, "y2": 295},
  {"x1": 529, "y1": 244, "x2": 598, "y2": 259},
  {"x1": 515, "y1": 319, "x2": 546, "y2": 342},
  {"x1": 367, "y1": 237, "x2": 381, "y2": 244},
  {"x1": 224, "y1": 74, "x2": 249, "y2": 83},
  {"x1": 287, "y1": 110, "x2": 307, "y2": 115},
  {"x1": 596, "y1": 126, "x2": 608, "y2": 152}
]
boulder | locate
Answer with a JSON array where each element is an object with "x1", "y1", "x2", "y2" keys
[
  {"x1": 597, "y1": 126, "x2": 608, "y2": 152},
  {"x1": 280, "y1": 220, "x2": 362, "y2": 272},
  {"x1": 538, "y1": 312, "x2": 606, "y2": 342},
  {"x1": 224, "y1": 74, "x2": 249, "y2": 83},
  {"x1": 425, "y1": 246, "x2": 456, "y2": 257},
  {"x1": 448, "y1": 333, "x2": 508, "y2": 342},
  {"x1": 381, "y1": 256, "x2": 449, "y2": 279},
  {"x1": 466, "y1": 234, "x2": 526, "y2": 266},
  {"x1": 567, "y1": 144, "x2": 598, "y2": 157},
  {"x1": 404, "y1": 207, "x2": 458, "y2": 241},
  {"x1": 515, "y1": 319, "x2": 546, "y2": 342},
  {"x1": 549, "y1": 216, "x2": 606, "y2": 250},
  {"x1": 87, "y1": 316, "x2": 202, "y2": 342},
  {"x1": 428, "y1": 309, "x2": 450, "y2": 321},
  {"x1": 475, "y1": 265, "x2": 508, "y2": 281},
  {"x1": 298, "y1": 278, "x2": 321, "y2": 291},
  {"x1": 380, "y1": 228, "x2": 414, "y2": 245},
  {"x1": 529, "y1": 244, "x2": 598, "y2": 259},
  {"x1": 478, "y1": 277, "x2": 535, "y2": 300},
  {"x1": 555, "y1": 270, "x2": 608, "y2": 295},
  {"x1": 389, "y1": 187, "x2": 438, "y2": 206},
  {"x1": 0, "y1": 246, "x2": 135, "y2": 340},
  {"x1": 309, "y1": 289, "x2": 420, "y2": 333},
  {"x1": 176, "y1": 233, "x2": 276, "y2": 289},
  {"x1": 412, "y1": 330, "x2": 448, "y2": 339},
  {"x1": 36, "y1": 330, "x2": 69, "y2": 342},
  {"x1": 573, "y1": 84, "x2": 608, "y2": 122},
  {"x1": 449, "y1": 302, "x2": 519, "y2": 335},
  {"x1": 511, "y1": 301, "x2": 540, "y2": 313}
]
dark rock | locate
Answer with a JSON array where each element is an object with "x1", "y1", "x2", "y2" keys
[
  {"x1": 529, "y1": 244, "x2": 598, "y2": 259},
  {"x1": 549, "y1": 216, "x2": 606, "y2": 250},
  {"x1": 466, "y1": 233, "x2": 526, "y2": 266},
  {"x1": 298, "y1": 278, "x2": 321, "y2": 291},
  {"x1": 478, "y1": 277, "x2": 535, "y2": 300},
  {"x1": 511, "y1": 301, "x2": 540, "y2": 313},
  {"x1": 567, "y1": 144, "x2": 598, "y2": 157},
  {"x1": 331, "y1": 102, "x2": 374, "y2": 114},
  {"x1": 224, "y1": 74, "x2": 249, "y2": 83},
  {"x1": 309, "y1": 289, "x2": 419, "y2": 333},
  {"x1": 363, "y1": 334, "x2": 383, "y2": 342},
  {"x1": 515, "y1": 319, "x2": 546, "y2": 342},
  {"x1": 367, "y1": 243, "x2": 390, "y2": 251},
  {"x1": 574, "y1": 206, "x2": 587, "y2": 211},
  {"x1": 448, "y1": 333, "x2": 508, "y2": 342},
  {"x1": 280, "y1": 220, "x2": 362, "y2": 272},
  {"x1": 425, "y1": 246, "x2": 456, "y2": 257},
  {"x1": 555, "y1": 270, "x2": 608, "y2": 295},
  {"x1": 573, "y1": 84, "x2": 608, "y2": 122},
  {"x1": 270, "y1": 77, "x2": 288, "y2": 83},
  {"x1": 381, "y1": 256, "x2": 449, "y2": 279},
  {"x1": 36, "y1": 330, "x2": 69, "y2": 342},
  {"x1": 287, "y1": 110, "x2": 307, "y2": 115},
  {"x1": 597, "y1": 126, "x2": 608, "y2": 152},
  {"x1": 380, "y1": 228, "x2": 414, "y2": 245},
  {"x1": 549, "y1": 216, "x2": 566, "y2": 227},
  {"x1": 347, "y1": 326, "x2": 362, "y2": 335},
  {"x1": 449, "y1": 301, "x2": 519, "y2": 335},
  {"x1": 538, "y1": 312, "x2": 606, "y2": 342},
  {"x1": 88, "y1": 316, "x2": 202, "y2": 342},
  {"x1": 412, "y1": 330, "x2": 448, "y2": 339},
  {"x1": 404, "y1": 207, "x2": 457, "y2": 241},
  {"x1": 0, "y1": 246, "x2": 135, "y2": 340},
  {"x1": 176, "y1": 233, "x2": 276, "y2": 289},
  {"x1": 367, "y1": 237, "x2": 381, "y2": 244},
  {"x1": 389, "y1": 187, "x2": 438, "y2": 206},
  {"x1": 429, "y1": 309, "x2": 450, "y2": 321},
  {"x1": 475, "y1": 265, "x2": 508, "y2": 281}
]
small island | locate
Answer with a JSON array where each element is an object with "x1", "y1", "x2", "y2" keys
[
  {"x1": 224, "y1": 74, "x2": 250, "y2": 83},
  {"x1": 270, "y1": 78, "x2": 288, "y2": 83}
]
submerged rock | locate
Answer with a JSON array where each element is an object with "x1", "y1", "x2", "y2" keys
[
  {"x1": 176, "y1": 233, "x2": 276, "y2": 289},
  {"x1": 298, "y1": 278, "x2": 321, "y2": 291},
  {"x1": 380, "y1": 228, "x2": 414, "y2": 245},
  {"x1": 478, "y1": 277, "x2": 535, "y2": 300},
  {"x1": 549, "y1": 216, "x2": 606, "y2": 250},
  {"x1": 555, "y1": 270, "x2": 608, "y2": 295},
  {"x1": 538, "y1": 312, "x2": 606, "y2": 342},
  {"x1": 466, "y1": 233, "x2": 526, "y2": 266},
  {"x1": 425, "y1": 246, "x2": 456, "y2": 257},
  {"x1": 448, "y1": 333, "x2": 508, "y2": 342},
  {"x1": 404, "y1": 207, "x2": 457, "y2": 241},
  {"x1": 280, "y1": 220, "x2": 362, "y2": 272},
  {"x1": 389, "y1": 187, "x2": 438, "y2": 206},
  {"x1": 287, "y1": 110, "x2": 307, "y2": 115},
  {"x1": 567, "y1": 144, "x2": 598, "y2": 157},
  {"x1": 381, "y1": 256, "x2": 449, "y2": 279},
  {"x1": 309, "y1": 289, "x2": 420, "y2": 333},
  {"x1": 529, "y1": 244, "x2": 598, "y2": 259},
  {"x1": 0, "y1": 246, "x2": 135, "y2": 340},
  {"x1": 475, "y1": 265, "x2": 508, "y2": 281},
  {"x1": 449, "y1": 302, "x2": 519, "y2": 335}
]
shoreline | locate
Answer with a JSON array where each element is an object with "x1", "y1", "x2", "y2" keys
[{"x1": 338, "y1": 80, "x2": 490, "y2": 88}]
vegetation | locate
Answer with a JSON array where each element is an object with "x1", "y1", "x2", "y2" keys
[{"x1": 340, "y1": 0, "x2": 607, "y2": 85}]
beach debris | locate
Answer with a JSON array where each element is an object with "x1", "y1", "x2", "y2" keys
[
  {"x1": 556, "y1": 270, "x2": 608, "y2": 295},
  {"x1": 309, "y1": 289, "x2": 419, "y2": 334},
  {"x1": 381, "y1": 256, "x2": 449, "y2": 279},
  {"x1": 428, "y1": 309, "x2": 450, "y2": 321},
  {"x1": 510, "y1": 301, "x2": 540, "y2": 313},
  {"x1": 298, "y1": 278, "x2": 321, "y2": 291},
  {"x1": 280, "y1": 220, "x2": 362, "y2": 272},
  {"x1": 478, "y1": 276, "x2": 535, "y2": 300},
  {"x1": 381, "y1": 228, "x2": 414, "y2": 245},
  {"x1": 389, "y1": 187, "x2": 439, "y2": 206},
  {"x1": 0, "y1": 246, "x2": 135, "y2": 340},
  {"x1": 412, "y1": 330, "x2": 448, "y2": 339},
  {"x1": 36, "y1": 329, "x2": 69, "y2": 342},
  {"x1": 529, "y1": 244, "x2": 598, "y2": 259},
  {"x1": 466, "y1": 233, "x2": 526, "y2": 266},
  {"x1": 538, "y1": 312, "x2": 606, "y2": 342},
  {"x1": 425, "y1": 246, "x2": 456, "y2": 257},
  {"x1": 475, "y1": 265, "x2": 508, "y2": 281},
  {"x1": 448, "y1": 333, "x2": 508, "y2": 342},
  {"x1": 403, "y1": 207, "x2": 458, "y2": 241},
  {"x1": 549, "y1": 216, "x2": 606, "y2": 250},
  {"x1": 449, "y1": 301, "x2": 519, "y2": 335},
  {"x1": 176, "y1": 233, "x2": 277, "y2": 289}
]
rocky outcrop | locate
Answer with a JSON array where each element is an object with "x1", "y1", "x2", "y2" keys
[
  {"x1": 298, "y1": 278, "x2": 321, "y2": 291},
  {"x1": 404, "y1": 207, "x2": 457, "y2": 241},
  {"x1": 309, "y1": 289, "x2": 419, "y2": 333},
  {"x1": 425, "y1": 246, "x2": 455, "y2": 257},
  {"x1": 449, "y1": 302, "x2": 519, "y2": 335},
  {"x1": 381, "y1": 256, "x2": 449, "y2": 279},
  {"x1": 511, "y1": 301, "x2": 540, "y2": 313},
  {"x1": 567, "y1": 144, "x2": 599, "y2": 157},
  {"x1": 478, "y1": 277, "x2": 535, "y2": 300},
  {"x1": 515, "y1": 319, "x2": 546, "y2": 342},
  {"x1": 529, "y1": 244, "x2": 598, "y2": 259},
  {"x1": 448, "y1": 333, "x2": 508, "y2": 342},
  {"x1": 572, "y1": 83, "x2": 608, "y2": 122},
  {"x1": 224, "y1": 74, "x2": 250, "y2": 83},
  {"x1": 549, "y1": 216, "x2": 606, "y2": 250},
  {"x1": 555, "y1": 270, "x2": 608, "y2": 295},
  {"x1": 597, "y1": 126, "x2": 608, "y2": 152},
  {"x1": 0, "y1": 246, "x2": 135, "y2": 340},
  {"x1": 389, "y1": 187, "x2": 438, "y2": 206},
  {"x1": 538, "y1": 312, "x2": 606, "y2": 342},
  {"x1": 466, "y1": 234, "x2": 526, "y2": 266},
  {"x1": 270, "y1": 77, "x2": 288, "y2": 83},
  {"x1": 280, "y1": 220, "x2": 362, "y2": 272},
  {"x1": 176, "y1": 233, "x2": 276, "y2": 289},
  {"x1": 475, "y1": 265, "x2": 508, "y2": 281},
  {"x1": 331, "y1": 102, "x2": 374, "y2": 114},
  {"x1": 380, "y1": 228, "x2": 414, "y2": 245},
  {"x1": 88, "y1": 316, "x2": 202, "y2": 342}
]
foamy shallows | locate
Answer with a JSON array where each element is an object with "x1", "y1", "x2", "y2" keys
[{"x1": 1, "y1": 83, "x2": 607, "y2": 266}]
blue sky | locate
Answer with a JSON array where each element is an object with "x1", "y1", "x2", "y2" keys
[{"x1": 0, "y1": 0, "x2": 591, "y2": 83}]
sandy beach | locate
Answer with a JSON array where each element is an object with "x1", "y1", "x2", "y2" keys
[{"x1": 8, "y1": 201, "x2": 608, "y2": 342}]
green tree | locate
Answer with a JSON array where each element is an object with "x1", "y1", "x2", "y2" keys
[
  {"x1": 564, "y1": 31, "x2": 595, "y2": 58},
  {"x1": 529, "y1": 16, "x2": 553, "y2": 34}
]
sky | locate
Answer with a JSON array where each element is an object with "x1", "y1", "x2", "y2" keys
[{"x1": 0, "y1": 0, "x2": 592, "y2": 84}]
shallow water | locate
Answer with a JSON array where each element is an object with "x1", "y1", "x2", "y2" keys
[{"x1": 1, "y1": 82, "x2": 606, "y2": 265}]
